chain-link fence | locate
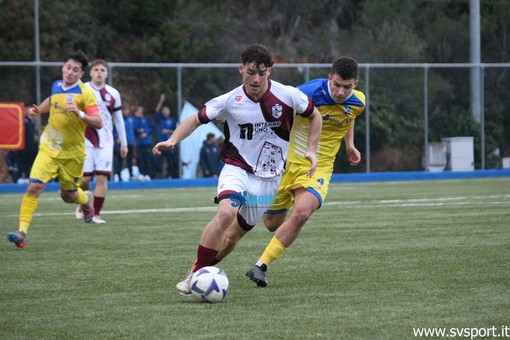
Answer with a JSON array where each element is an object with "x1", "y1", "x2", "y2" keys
[{"x1": 1, "y1": 61, "x2": 509, "y2": 175}]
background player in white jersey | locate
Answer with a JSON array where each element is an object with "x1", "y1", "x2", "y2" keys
[
  {"x1": 152, "y1": 44, "x2": 322, "y2": 295},
  {"x1": 244, "y1": 56, "x2": 366, "y2": 286},
  {"x1": 75, "y1": 59, "x2": 128, "y2": 224}
]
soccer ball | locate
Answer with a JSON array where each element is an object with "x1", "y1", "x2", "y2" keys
[{"x1": 190, "y1": 266, "x2": 230, "y2": 303}]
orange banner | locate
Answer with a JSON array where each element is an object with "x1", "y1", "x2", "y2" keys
[{"x1": 0, "y1": 102, "x2": 25, "y2": 150}]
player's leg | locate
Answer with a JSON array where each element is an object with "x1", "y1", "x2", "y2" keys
[
  {"x1": 262, "y1": 168, "x2": 294, "y2": 231},
  {"x1": 91, "y1": 174, "x2": 108, "y2": 223},
  {"x1": 76, "y1": 145, "x2": 94, "y2": 219},
  {"x1": 176, "y1": 199, "x2": 238, "y2": 295},
  {"x1": 263, "y1": 188, "x2": 321, "y2": 262},
  {"x1": 247, "y1": 188, "x2": 320, "y2": 287},
  {"x1": 263, "y1": 211, "x2": 287, "y2": 232},
  {"x1": 217, "y1": 174, "x2": 279, "y2": 261},
  {"x1": 90, "y1": 145, "x2": 113, "y2": 223},
  {"x1": 215, "y1": 218, "x2": 249, "y2": 261},
  {"x1": 196, "y1": 199, "x2": 238, "y2": 265},
  {"x1": 7, "y1": 151, "x2": 53, "y2": 248},
  {"x1": 126, "y1": 144, "x2": 134, "y2": 177},
  {"x1": 80, "y1": 175, "x2": 92, "y2": 191},
  {"x1": 59, "y1": 157, "x2": 95, "y2": 223},
  {"x1": 247, "y1": 164, "x2": 328, "y2": 286},
  {"x1": 176, "y1": 164, "x2": 244, "y2": 295},
  {"x1": 272, "y1": 188, "x2": 320, "y2": 246},
  {"x1": 169, "y1": 149, "x2": 180, "y2": 178}
]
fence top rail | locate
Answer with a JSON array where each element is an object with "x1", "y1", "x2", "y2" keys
[{"x1": 1, "y1": 61, "x2": 509, "y2": 68}]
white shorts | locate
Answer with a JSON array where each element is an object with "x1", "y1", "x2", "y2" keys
[
  {"x1": 217, "y1": 164, "x2": 280, "y2": 227},
  {"x1": 82, "y1": 144, "x2": 114, "y2": 176}
]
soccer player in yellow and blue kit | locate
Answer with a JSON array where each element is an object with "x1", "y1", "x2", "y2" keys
[
  {"x1": 246, "y1": 56, "x2": 366, "y2": 286},
  {"x1": 7, "y1": 50, "x2": 102, "y2": 249}
]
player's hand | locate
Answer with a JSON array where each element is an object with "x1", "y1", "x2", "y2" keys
[
  {"x1": 346, "y1": 145, "x2": 361, "y2": 166},
  {"x1": 120, "y1": 146, "x2": 128, "y2": 159},
  {"x1": 303, "y1": 151, "x2": 318, "y2": 177},
  {"x1": 65, "y1": 102, "x2": 79, "y2": 115},
  {"x1": 28, "y1": 105, "x2": 39, "y2": 119},
  {"x1": 152, "y1": 141, "x2": 175, "y2": 156}
]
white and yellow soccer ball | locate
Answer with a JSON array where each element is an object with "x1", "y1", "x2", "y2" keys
[{"x1": 190, "y1": 266, "x2": 230, "y2": 303}]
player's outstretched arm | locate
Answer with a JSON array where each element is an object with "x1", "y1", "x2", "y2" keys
[
  {"x1": 28, "y1": 97, "x2": 50, "y2": 119},
  {"x1": 152, "y1": 114, "x2": 201, "y2": 156},
  {"x1": 345, "y1": 123, "x2": 361, "y2": 166},
  {"x1": 303, "y1": 107, "x2": 322, "y2": 177}
]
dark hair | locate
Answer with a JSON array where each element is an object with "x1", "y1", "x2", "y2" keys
[
  {"x1": 66, "y1": 50, "x2": 89, "y2": 70},
  {"x1": 241, "y1": 44, "x2": 274, "y2": 68},
  {"x1": 331, "y1": 57, "x2": 359, "y2": 80},
  {"x1": 90, "y1": 59, "x2": 108, "y2": 68}
]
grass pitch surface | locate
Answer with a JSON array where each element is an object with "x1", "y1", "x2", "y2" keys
[{"x1": 1, "y1": 178, "x2": 509, "y2": 339}]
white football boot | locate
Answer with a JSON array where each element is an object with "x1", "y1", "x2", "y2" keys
[
  {"x1": 92, "y1": 215, "x2": 106, "y2": 224},
  {"x1": 176, "y1": 271, "x2": 193, "y2": 295},
  {"x1": 75, "y1": 205, "x2": 84, "y2": 220}
]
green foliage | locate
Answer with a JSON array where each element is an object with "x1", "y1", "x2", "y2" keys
[
  {"x1": 429, "y1": 106, "x2": 479, "y2": 142},
  {"x1": 1, "y1": 0, "x2": 509, "y2": 169},
  {"x1": 354, "y1": 0, "x2": 426, "y2": 62},
  {"x1": 484, "y1": 104, "x2": 506, "y2": 168},
  {"x1": 0, "y1": 0, "x2": 35, "y2": 60},
  {"x1": 481, "y1": 0, "x2": 510, "y2": 63},
  {"x1": 414, "y1": 0, "x2": 470, "y2": 62}
]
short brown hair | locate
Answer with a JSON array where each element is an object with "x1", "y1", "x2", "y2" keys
[
  {"x1": 331, "y1": 57, "x2": 359, "y2": 80},
  {"x1": 66, "y1": 50, "x2": 89, "y2": 70},
  {"x1": 90, "y1": 59, "x2": 108, "y2": 68},
  {"x1": 241, "y1": 44, "x2": 274, "y2": 69}
]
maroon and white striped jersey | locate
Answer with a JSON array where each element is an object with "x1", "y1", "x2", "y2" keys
[
  {"x1": 84, "y1": 82, "x2": 127, "y2": 148},
  {"x1": 198, "y1": 79, "x2": 314, "y2": 179}
]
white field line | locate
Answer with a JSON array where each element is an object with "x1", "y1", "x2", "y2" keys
[{"x1": 3, "y1": 194, "x2": 509, "y2": 218}]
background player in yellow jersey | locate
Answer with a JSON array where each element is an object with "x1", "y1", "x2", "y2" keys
[
  {"x1": 215, "y1": 57, "x2": 364, "y2": 285},
  {"x1": 7, "y1": 50, "x2": 103, "y2": 249}
]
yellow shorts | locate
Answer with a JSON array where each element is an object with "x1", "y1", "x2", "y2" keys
[
  {"x1": 30, "y1": 150, "x2": 85, "y2": 192},
  {"x1": 268, "y1": 161, "x2": 332, "y2": 213}
]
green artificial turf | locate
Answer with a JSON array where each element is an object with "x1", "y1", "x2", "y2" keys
[{"x1": 1, "y1": 178, "x2": 509, "y2": 339}]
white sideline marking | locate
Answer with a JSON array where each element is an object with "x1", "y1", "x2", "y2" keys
[{"x1": 2, "y1": 195, "x2": 509, "y2": 218}]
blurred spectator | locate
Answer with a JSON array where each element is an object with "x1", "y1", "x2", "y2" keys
[
  {"x1": 12, "y1": 108, "x2": 39, "y2": 183},
  {"x1": 133, "y1": 105, "x2": 154, "y2": 180},
  {"x1": 0, "y1": 150, "x2": 14, "y2": 183},
  {"x1": 112, "y1": 127, "x2": 122, "y2": 181},
  {"x1": 199, "y1": 133, "x2": 221, "y2": 177},
  {"x1": 5, "y1": 151, "x2": 19, "y2": 183},
  {"x1": 122, "y1": 105, "x2": 136, "y2": 179},
  {"x1": 154, "y1": 93, "x2": 179, "y2": 178}
]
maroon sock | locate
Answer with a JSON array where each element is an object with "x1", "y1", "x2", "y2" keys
[
  {"x1": 94, "y1": 196, "x2": 105, "y2": 215},
  {"x1": 193, "y1": 244, "x2": 219, "y2": 271}
]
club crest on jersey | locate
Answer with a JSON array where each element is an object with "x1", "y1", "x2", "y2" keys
[
  {"x1": 66, "y1": 94, "x2": 74, "y2": 103},
  {"x1": 235, "y1": 96, "x2": 242, "y2": 102},
  {"x1": 271, "y1": 104, "x2": 283, "y2": 119}
]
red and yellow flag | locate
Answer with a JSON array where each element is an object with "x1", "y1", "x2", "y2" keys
[{"x1": 0, "y1": 102, "x2": 25, "y2": 150}]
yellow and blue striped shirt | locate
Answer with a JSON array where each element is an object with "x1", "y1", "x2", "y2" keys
[{"x1": 288, "y1": 78, "x2": 365, "y2": 172}]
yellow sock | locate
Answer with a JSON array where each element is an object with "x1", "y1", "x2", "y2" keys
[
  {"x1": 259, "y1": 236, "x2": 286, "y2": 266},
  {"x1": 19, "y1": 194, "x2": 39, "y2": 234},
  {"x1": 19, "y1": 221, "x2": 30, "y2": 235},
  {"x1": 73, "y1": 188, "x2": 88, "y2": 204}
]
